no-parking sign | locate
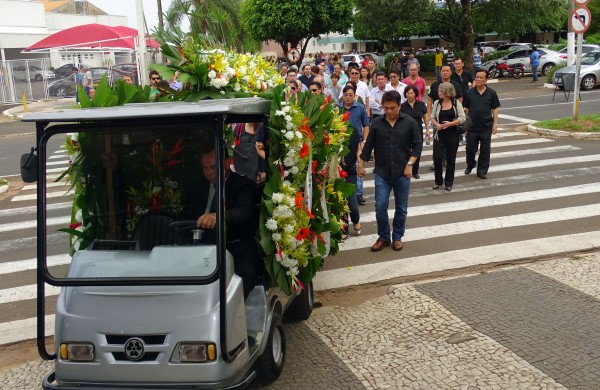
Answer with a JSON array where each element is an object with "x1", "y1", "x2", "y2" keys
[{"x1": 571, "y1": 6, "x2": 592, "y2": 34}]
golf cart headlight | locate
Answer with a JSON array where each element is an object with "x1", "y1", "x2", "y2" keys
[
  {"x1": 171, "y1": 342, "x2": 216, "y2": 363},
  {"x1": 60, "y1": 343, "x2": 95, "y2": 361}
]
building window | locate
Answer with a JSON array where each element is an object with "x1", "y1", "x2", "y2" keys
[
  {"x1": 333, "y1": 44, "x2": 336, "y2": 50},
  {"x1": 341, "y1": 44, "x2": 345, "y2": 50}
]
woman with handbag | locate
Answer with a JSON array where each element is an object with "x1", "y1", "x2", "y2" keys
[
  {"x1": 400, "y1": 85, "x2": 430, "y2": 179},
  {"x1": 430, "y1": 82, "x2": 466, "y2": 191}
]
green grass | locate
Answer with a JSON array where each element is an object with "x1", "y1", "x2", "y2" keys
[
  {"x1": 0, "y1": 178, "x2": 8, "y2": 186},
  {"x1": 534, "y1": 114, "x2": 600, "y2": 133}
]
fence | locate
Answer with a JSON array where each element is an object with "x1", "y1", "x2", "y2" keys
[{"x1": 0, "y1": 58, "x2": 54, "y2": 103}]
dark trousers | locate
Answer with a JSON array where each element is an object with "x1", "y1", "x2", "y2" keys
[
  {"x1": 433, "y1": 130, "x2": 459, "y2": 187},
  {"x1": 345, "y1": 174, "x2": 360, "y2": 225},
  {"x1": 412, "y1": 127, "x2": 424, "y2": 176},
  {"x1": 229, "y1": 240, "x2": 262, "y2": 298},
  {"x1": 466, "y1": 130, "x2": 492, "y2": 175}
]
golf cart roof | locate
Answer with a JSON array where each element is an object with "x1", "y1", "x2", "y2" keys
[{"x1": 21, "y1": 98, "x2": 271, "y2": 123}]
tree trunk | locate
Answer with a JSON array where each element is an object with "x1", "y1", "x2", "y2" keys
[{"x1": 460, "y1": 0, "x2": 475, "y2": 73}]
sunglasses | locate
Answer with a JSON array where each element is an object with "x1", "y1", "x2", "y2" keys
[
  {"x1": 290, "y1": 87, "x2": 297, "y2": 91},
  {"x1": 151, "y1": 77, "x2": 161, "y2": 80},
  {"x1": 350, "y1": 72, "x2": 359, "y2": 75},
  {"x1": 310, "y1": 89, "x2": 319, "y2": 92}
]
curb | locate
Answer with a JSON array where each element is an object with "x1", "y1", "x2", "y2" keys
[
  {"x1": 527, "y1": 124, "x2": 600, "y2": 139},
  {"x1": 0, "y1": 184, "x2": 9, "y2": 195},
  {"x1": 2, "y1": 105, "x2": 24, "y2": 120}
]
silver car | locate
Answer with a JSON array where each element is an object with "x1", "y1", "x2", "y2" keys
[
  {"x1": 553, "y1": 50, "x2": 600, "y2": 91},
  {"x1": 12, "y1": 65, "x2": 56, "y2": 81},
  {"x1": 483, "y1": 48, "x2": 565, "y2": 76}
]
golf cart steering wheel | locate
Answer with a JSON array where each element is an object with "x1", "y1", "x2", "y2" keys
[{"x1": 170, "y1": 221, "x2": 205, "y2": 244}]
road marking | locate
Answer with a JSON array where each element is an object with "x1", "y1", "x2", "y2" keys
[
  {"x1": 0, "y1": 234, "x2": 66, "y2": 254},
  {"x1": 498, "y1": 114, "x2": 536, "y2": 124},
  {"x1": 0, "y1": 202, "x2": 72, "y2": 218},
  {"x1": 22, "y1": 181, "x2": 69, "y2": 190},
  {"x1": 315, "y1": 231, "x2": 600, "y2": 290},
  {"x1": 0, "y1": 216, "x2": 71, "y2": 233},
  {"x1": 0, "y1": 315, "x2": 55, "y2": 345},
  {"x1": 48, "y1": 153, "x2": 67, "y2": 159},
  {"x1": 46, "y1": 160, "x2": 70, "y2": 167},
  {"x1": 0, "y1": 254, "x2": 71, "y2": 275},
  {"x1": 0, "y1": 284, "x2": 62, "y2": 304},
  {"x1": 11, "y1": 189, "x2": 73, "y2": 202},
  {"x1": 416, "y1": 139, "x2": 558, "y2": 158},
  {"x1": 340, "y1": 203, "x2": 600, "y2": 251},
  {"x1": 500, "y1": 98, "x2": 600, "y2": 110},
  {"x1": 363, "y1": 153, "x2": 600, "y2": 188},
  {"x1": 362, "y1": 182, "x2": 600, "y2": 222}
]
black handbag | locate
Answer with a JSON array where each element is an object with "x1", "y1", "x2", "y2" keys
[{"x1": 452, "y1": 99, "x2": 472, "y2": 134}]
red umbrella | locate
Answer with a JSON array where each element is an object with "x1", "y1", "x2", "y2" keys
[{"x1": 24, "y1": 23, "x2": 158, "y2": 51}]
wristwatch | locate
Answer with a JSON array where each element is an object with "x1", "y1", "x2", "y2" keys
[{"x1": 407, "y1": 161, "x2": 414, "y2": 166}]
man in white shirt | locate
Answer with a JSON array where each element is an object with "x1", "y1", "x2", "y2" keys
[
  {"x1": 387, "y1": 69, "x2": 407, "y2": 103},
  {"x1": 81, "y1": 66, "x2": 93, "y2": 96},
  {"x1": 341, "y1": 65, "x2": 370, "y2": 116},
  {"x1": 369, "y1": 71, "x2": 392, "y2": 120}
]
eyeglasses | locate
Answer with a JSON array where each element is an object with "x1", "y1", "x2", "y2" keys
[
  {"x1": 151, "y1": 77, "x2": 161, "y2": 80},
  {"x1": 350, "y1": 72, "x2": 359, "y2": 75}
]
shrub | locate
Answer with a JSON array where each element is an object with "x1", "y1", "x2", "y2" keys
[{"x1": 545, "y1": 61, "x2": 568, "y2": 83}]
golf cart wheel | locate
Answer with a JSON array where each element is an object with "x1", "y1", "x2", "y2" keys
[
  {"x1": 254, "y1": 314, "x2": 285, "y2": 383},
  {"x1": 284, "y1": 281, "x2": 314, "y2": 321},
  {"x1": 541, "y1": 63, "x2": 554, "y2": 76},
  {"x1": 581, "y1": 75, "x2": 596, "y2": 91},
  {"x1": 56, "y1": 88, "x2": 66, "y2": 98},
  {"x1": 513, "y1": 69, "x2": 524, "y2": 79},
  {"x1": 35, "y1": 74, "x2": 43, "y2": 81}
]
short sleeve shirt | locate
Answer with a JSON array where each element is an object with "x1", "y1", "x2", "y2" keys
[
  {"x1": 465, "y1": 86, "x2": 501, "y2": 132},
  {"x1": 428, "y1": 80, "x2": 463, "y2": 103}
]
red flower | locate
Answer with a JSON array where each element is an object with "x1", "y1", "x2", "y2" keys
[
  {"x1": 69, "y1": 222, "x2": 82, "y2": 230},
  {"x1": 324, "y1": 133, "x2": 330, "y2": 145},
  {"x1": 311, "y1": 160, "x2": 318, "y2": 173},
  {"x1": 298, "y1": 117, "x2": 314, "y2": 140},
  {"x1": 338, "y1": 166, "x2": 348, "y2": 178},
  {"x1": 149, "y1": 194, "x2": 163, "y2": 212},
  {"x1": 305, "y1": 207, "x2": 315, "y2": 219},
  {"x1": 320, "y1": 95, "x2": 332, "y2": 111},
  {"x1": 295, "y1": 227, "x2": 310, "y2": 241},
  {"x1": 343, "y1": 111, "x2": 351, "y2": 122},
  {"x1": 295, "y1": 192, "x2": 304, "y2": 209},
  {"x1": 299, "y1": 142, "x2": 309, "y2": 158}
]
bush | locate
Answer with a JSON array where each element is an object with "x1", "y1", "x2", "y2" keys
[
  {"x1": 585, "y1": 33, "x2": 600, "y2": 44},
  {"x1": 545, "y1": 61, "x2": 568, "y2": 83}
]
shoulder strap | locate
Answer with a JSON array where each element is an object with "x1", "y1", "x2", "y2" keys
[{"x1": 451, "y1": 99, "x2": 458, "y2": 117}]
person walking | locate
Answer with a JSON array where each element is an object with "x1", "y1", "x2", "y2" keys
[
  {"x1": 430, "y1": 82, "x2": 466, "y2": 191},
  {"x1": 402, "y1": 64, "x2": 427, "y2": 102},
  {"x1": 370, "y1": 71, "x2": 392, "y2": 121},
  {"x1": 446, "y1": 47, "x2": 455, "y2": 71},
  {"x1": 401, "y1": 85, "x2": 430, "y2": 179},
  {"x1": 530, "y1": 46, "x2": 541, "y2": 82},
  {"x1": 434, "y1": 48, "x2": 444, "y2": 81},
  {"x1": 358, "y1": 90, "x2": 422, "y2": 252},
  {"x1": 451, "y1": 58, "x2": 473, "y2": 145},
  {"x1": 464, "y1": 69, "x2": 501, "y2": 179}
]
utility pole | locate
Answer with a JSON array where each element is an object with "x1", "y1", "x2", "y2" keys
[
  {"x1": 135, "y1": 0, "x2": 148, "y2": 86},
  {"x1": 567, "y1": 0, "x2": 575, "y2": 65},
  {"x1": 157, "y1": 0, "x2": 164, "y2": 31}
]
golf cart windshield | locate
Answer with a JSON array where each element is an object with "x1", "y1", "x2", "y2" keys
[{"x1": 25, "y1": 99, "x2": 269, "y2": 285}]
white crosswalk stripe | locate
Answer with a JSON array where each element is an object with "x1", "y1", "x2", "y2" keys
[{"x1": 1, "y1": 127, "x2": 600, "y2": 346}]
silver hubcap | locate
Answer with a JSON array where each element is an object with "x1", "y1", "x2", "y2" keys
[
  {"x1": 583, "y1": 78, "x2": 594, "y2": 89},
  {"x1": 271, "y1": 327, "x2": 283, "y2": 365}
]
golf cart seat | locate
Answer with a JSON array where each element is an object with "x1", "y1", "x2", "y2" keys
[{"x1": 132, "y1": 214, "x2": 175, "y2": 250}]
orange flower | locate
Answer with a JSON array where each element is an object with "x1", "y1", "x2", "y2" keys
[
  {"x1": 295, "y1": 227, "x2": 310, "y2": 241},
  {"x1": 298, "y1": 117, "x2": 314, "y2": 140},
  {"x1": 320, "y1": 95, "x2": 331, "y2": 111},
  {"x1": 305, "y1": 207, "x2": 315, "y2": 219},
  {"x1": 299, "y1": 142, "x2": 309, "y2": 158},
  {"x1": 295, "y1": 192, "x2": 304, "y2": 209}
]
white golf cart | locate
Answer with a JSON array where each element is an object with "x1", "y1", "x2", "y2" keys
[{"x1": 21, "y1": 98, "x2": 314, "y2": 389}]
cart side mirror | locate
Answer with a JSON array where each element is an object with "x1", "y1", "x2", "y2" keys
[
  {"x1": 232, "y1": 143, "x2": 258, "y2": 183},
  {"x1": 20, "y1": 147, "x2": 38, "y2": 183}
]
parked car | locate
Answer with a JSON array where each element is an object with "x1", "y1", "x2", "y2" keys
[
  {"x1": 341, "y1": 54, "x2": 362, "y2": 70},
  {"x1": 474, "y1": 46, "x2": 496, "y2": 55},
  {"x1": 110, "y1": 63, "x2": 139, "y2": 85},
  {"x1": 495, "y1": 43, "x2": 532, "y2": 52},
  {"x1": 46, "y1": 67, "x2": 108, "y2": 98},
  {"x1": 553, "y1": 50, "x2": 600, "y2": 91},
  {"x1": 482, "y1": 48, "x2": 564, "y2": 76},
  {"x1": 12, "y1": 65, "x2": 55, "y2": 81},
  {"x1": 52, "y1": 64, "x2": 77, "y2": 79},
  {"x1": 558, "y1": 44, "x2": 600, "y2": 55}
]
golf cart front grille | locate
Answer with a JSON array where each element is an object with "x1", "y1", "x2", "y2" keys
[{"x1": 111, "y1": 352, "x2": 160, "y2": 361}]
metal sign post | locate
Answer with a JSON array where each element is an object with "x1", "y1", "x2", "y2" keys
[{"x1": 570, "y1": 1, "x2": 592, "y2": 120}]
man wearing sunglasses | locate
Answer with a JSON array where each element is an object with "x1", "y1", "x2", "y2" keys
[
  {"x1": 309, "y1": 81, "x2": 323, "y2": 95},
  {"x1": 149, "y1": 70, "x2": 161, "y2": 100}
]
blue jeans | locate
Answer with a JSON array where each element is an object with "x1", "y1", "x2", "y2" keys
[
  {"x1": 374, "y1": 174, "x2": 411, "y2": 242},
  {"x1": 532, "y1": 64, "x2": 539, "y2": 81}
]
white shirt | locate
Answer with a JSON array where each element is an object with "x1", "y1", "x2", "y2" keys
[
  {"x1": 369, "y1": 85, "x2": 393, "y2": 115},
  {"x1": 340, "y1": 79, "x2": 370, "y2": 105},
  {"x1": 387, "y1": 82, "x2": 407, "y2": 103}
]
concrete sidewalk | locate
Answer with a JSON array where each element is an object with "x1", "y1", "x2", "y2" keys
[
  {"x1": 1, "y1": 98, "x2": 76, "y2": 120},
  {"x1": 2, "y1": 251, "x2": 599, "y2": 389}
]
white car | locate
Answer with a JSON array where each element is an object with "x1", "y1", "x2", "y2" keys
[
  {"x1": 558, "y1": 44, "x2": 600, "y2": 55},
  {"x1": 342, "y1": 53, "x2": 384, "y2": 70},
  {"x1": 554, "y1": 50, "x2": 600, "y2": 90},
  {"x1": 495, "y1": 43, "x2": 532, "y2": 52},
  {"x1": 483, "y1": 48, "x2": 565, "y2": 76},
  {"x1": 12, "y1": 65, "x2": 55, "y2": 81}
]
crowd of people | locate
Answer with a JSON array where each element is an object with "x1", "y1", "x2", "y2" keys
[{"x1": 279, "y1": 50, "x2": 500, "y2": 250}]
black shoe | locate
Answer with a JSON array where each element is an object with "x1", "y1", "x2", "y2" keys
[
  {"x1": 357, "y1": 195, "x2": 366, "y2": 205},
  {"x1": 477, "y1": 172, "x2": 487, "y2": 179},
  {"x1": 464, "y1": 167, "x2": 473, "y2": 175},
  {"x1": 432, "y1": 184, "x2": 441, "y2": 190},
  {"x1": 413, "y1": 174, "x2": 420, "y2": 179},
  {"x1": 445, "y1": 186, "x2": 452, "y2": 191}
]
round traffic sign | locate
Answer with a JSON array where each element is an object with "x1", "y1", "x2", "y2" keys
[
  {"x1": 574, "y1": 0, "x2": 589, "y2": 5},
  {"x1": 571, "y1": 7, "x2": 592, "y2": 34},
  {"x1": 286, "y1": 49, "x2": 300, "y2": 63}
]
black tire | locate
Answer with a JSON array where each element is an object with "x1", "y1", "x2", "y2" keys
[
  {"x1": 284, "y1": 281, "x2": 314, "y2": 321},
  {"x1": 513, "y1": 68, "x2": 524, "y2": 79},
  {"x1": 254, "y1": 314, "x2": 285, "y2": 383},
  {"x1": 541, "y1": 63, "x2": 554, "y2": 76},
  {"x1": 35, "y1": 74, "x2": 43, "y2": 81},
  {"x1": 581, "y1": 75, "x2": 596, "y2": 91},
  {"x1": 488, "y1": 68, "x2": 497, "y2": 79}
]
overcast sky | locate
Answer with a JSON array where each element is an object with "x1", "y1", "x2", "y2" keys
[{"x1": 89, "y1": 0, "x2": 174, "y2": 31}]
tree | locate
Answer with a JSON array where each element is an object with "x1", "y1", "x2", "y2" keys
[
  {"x1": 165, "y1": 0, "x2": 259, "y2": 52},
  {"x1": 240, "y1": 0, "x2": 353, "y2": 65},
  {"x1": 588, "y1": 0, "x2": 600, "y2": 35}
]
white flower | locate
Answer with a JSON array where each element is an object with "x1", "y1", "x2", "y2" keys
[
  {"x1": 75, "y1": 209, "x2": 83, "y2": 223},
  {"x1": 272, "y1": 193, "x2": 284, "y2": 204},
  {"x1": 220, "y1": 90, "x2": 225, "y2": 95},
  {"x1": 286, "y1": 196, "x2": 296, "y2": 208},
  {"x1": 285, "y1": 131, "x2": 295, "y2": 141},
  {"x1": 282, "y1": 105, "x2": 291, "y2": 112},
  {"x1": 295, "y1": 131, "x2": 302, "y2": 139},
  {"x1": 284, "y1": 115, "x2": 292, "y2": 122},
  {"x1": 208, "y1": 70, "x2": 216, "y2": 79},
  {"x1": 234, "y1": 83, "x2": 241, "y2": 92},
  {"x1": 285, "y1": 121, "x2": 295, "y2": 131},
  {"x1": 265, "y1": 218, "x2": 278, "y2": 231},
  {"x1": 272, "y1": 233, "x2": 281, "y2": 242},
  {"x1": 283, "y1": 156, "x2": 295, "y2": 167},
  {"x1": 282, "y1": 180, "x2": 292, "y2": 188},
  {"x1": 283, "y1": 170, "x2": 290, "y2": 177},
  {"x1": 73, "y1": 238, "x2": 81, "y2": 252},
  {"x1": 290, "y1": 166, "x2": 299, "y2": 175},
  {"x1": 284, "y1": 224, "x2": 294, "y2": 233},
  {"x1": 275, "y1": 110, "x2": 285, "y2": 117},
  {"x1": 274, "y1": 205, "x2": 293, "y2": 219}
]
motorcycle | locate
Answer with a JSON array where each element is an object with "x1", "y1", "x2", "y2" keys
[{"x1": 488, "y1": 61, "x2": 524, "y2": 79}]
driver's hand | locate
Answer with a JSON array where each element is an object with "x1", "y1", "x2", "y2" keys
[{"x1": 197, "y1": 213, "x2": 216, "y2": 229}]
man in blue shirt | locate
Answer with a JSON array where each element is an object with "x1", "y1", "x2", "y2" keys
[
  {"x1": 530, "y1": 46, "x2": 541, "y2": 82},
  {"x1": 341, "y1": 84, "x2": 370, "y2": 205}
]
